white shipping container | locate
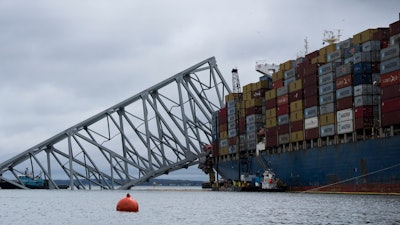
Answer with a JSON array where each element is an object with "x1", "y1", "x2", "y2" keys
[
  {"x1": 220, "y1": 139, "x2": 228, "y2": 148},
  {"x1": 227, "y1": 100, "x2": 236, "y2": 108},
  {"x1": 337, "y1": 120, "x2": 354, "y2": 134},
  {"x1": 320, "y1": 103, "x2": 335, "y2": 115},
  {"x1": 246, "y1": 114, "x2": 264, "y2": 124},
  {"x1": 362, "y1": 40, "x2": 381, "y2": 52},
  {"x1": 227, "y1": 107, "x2": 236, "y2": 115},
  {"x1": 276, "y1": 86, "x2": 288, "y2": 96},
  {"x1": 278, "y1": 134, "x2": 290, "y2": 144},
  {"x1": 284, "y1": 68, "x2": 296, "y2": 79},
  {"x1": 336, "y1": 108, "x2": 353, "y2": 123},
  {"x1": 228, "y1": 145, "x2": 237, "y2": 154},
  {"x1": 390, "y1": 33, "x2": 400, "y2": 45},
  {"x1": 278, "y1": 114, "x2": 289, "y2": 125},
  {"x1": 304, "y1": 106, "x2": 318, "y2": 119},
  {"x1": 305, "y1": 117, "x2": 319, "y2": 130},
  {"x1": 319, "y1": 72, "x2": 335, "y2": 86},
  {"x1": 354, "y1": 95, "x2": 373, "y2": 107},
  {"x1": 228, "y1": 128, "x2": 237, "y2": 138},
  {"x1": 336, "y1": 86, "x2": 353, "y2": 100},
  {"x1": 354, "y1": 84, "x2": 373, "y2": 96},
  {"x1": 228, "y1": 120, "x2": 236, "y2": 130},
  {"x1": 319, "y1": 82, "x2": 335, "y2": 95},
  {"x1": 246, "y1": 132, "x2": 257, "y2": 141},
  {"x1": 320, "y1": 124, "x2": 335, "y2": 137},
  {"x1": 319, "y1": 93, "x2": 335, "y2": 105}
]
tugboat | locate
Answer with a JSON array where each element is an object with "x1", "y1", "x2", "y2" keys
[{"x1": 0, "y1": 168, "x2": 69, "y2": 189}]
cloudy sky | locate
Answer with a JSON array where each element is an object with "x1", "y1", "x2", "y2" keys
[{"x1": 0, "y1": 0, "x2": 399, "y2": 180}]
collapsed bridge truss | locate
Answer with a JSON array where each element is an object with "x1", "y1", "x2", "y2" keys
[{"x1": 0, "y1": 57, "x2": 230, "y2": 190}]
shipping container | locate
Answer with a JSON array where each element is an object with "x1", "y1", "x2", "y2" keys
[
  {"x1": 277, "y1": 94, "x2": 289, "y2": 106},
  {"x1": 278, "y1": 114, "x2": 289, "y2": 125},
  {"x1": 380, "y1": 57, "x2": 400, "y2": 74},
  {"x1": 266, "y1": 108, "x2": 277, "y2": 119},
  {"x1": 303, "y1": 73, "x2": 318, "y2": 86},
  {"x1": 304, "y1": 95, "x2": 319, "y2": 108},
  {"x1": 284, "y1": 76, "x2": 296, "y2": 86},
  {"x1": 362, "y1": 40, "x2": 381, "y2": 52},
  {"x1": 353, "y1": 73, "x2": 373, "y2": 86},
  {"x1": 337, "y1": 108, "x2": 353, "y2": 123},
  {"x1": 344, "y1": 45, "x2": 361, "y2": 59},
  {"x1": 319, "y1": 72, "x2": 335, "y2": 85},
  {"x1": 277, "y1": 86, "x2": 288, "y2": 96},
  {"x1": 304, "y1": 84, "x2": 319, "y2": 97},
  {"x1": 336, "y1": 63, "x2": 352, "y2": 77},
  {"x1": 266, "y1": 135, "x2": 278, "y2": 147},
  {"x1": 320, "y1": 124, "x2": 335, "y2": 137},
  {"x1": 289, "y1": 79, "x2": 303, "y2": 92},
  {"x1": 252, "y1": 89, "x2": 266, "y2": 99},
  {"x1": 246, "y1": 106, "x2": 264, "y2": 115},
  {"x1": 381, "y1": 110, "x2": 400, "y2": 127},
  {"x1": 304, "y1": 106, "x2": 318, "y2": 119},
  {"x1": 354, "y1": 106, "x2": 374, "y2": 118},
  {"x1": 354, "y1": 117, "x2": 374, "y2": 129},
  {"x1": 290, "y1": 110, "x2": 304, "y2": 122},
  {"x1": 246, "y1": 114, "x2": 264, "y2": 124},
  {"x1": 291, "y1": 131, "x2": 304, "y2": 142},
  {"x1": 336, "y1": 38, "x2": 353, "y2": 50},
  {"x1": 380, "y1": 44, "x2": 399, "y2": 61},
  {"x1": 266, "y1": 98, "x2": 277, "y2": 109},
  {"x1": 284, "y1": 68, "x2": 296, "y2": 79},
  {"x1": 353, "y1": 62, "x2": 372, "y2": 75},
  {"x1": 277, "y1": 104, "x2": 289, "y2": 116},
  {"x1": 354, "y1": 95, "x2": 373, "y2": 107},
  {"x1": 390, "y1": 20, "x2": 400, "y2": 36},
  {"x1": 265, "y1": 89, "x2": 277, "y2": 100},
  {"x1": 290, "y1": 99, "x2": 303, "y2": 112},
  {"x1": 245, "y1": 98, "x2": 264, "y2": 108},
  {"x1": 336, "y1": 86, "x2": 353, "y2": 100},
  {"x1": 304, "y1": 64, "x2": 319, "y2": 77},
  {"x1": 381, "y1": 70, "x2": 400, "y2": 87},
  {"x1": 381, "y1": 97, "x2": 400, "y2": 113},
  {"x1": 336, "y1": 74, "x2": 352, "y2": 89},
  {"x1": 305, "y1": 117, "x2": 319, "y2": 130},
  {"x1": 337, "y1": 120, "x2": 354, "y2": 134},
  {"x1": 382, "y1": 83, "x2": 400, "y2": 100},
  {"x1": 289, "y1": 89, "x2": 303, "y2": 102},
  {"x1": 266, "y1": 127, "x2": 277, "y2": 136},
  {"x1": 353, "y1": 84, "x2": 373, "y2": 96},
  {"x1": 228, "y1": 120, "x2": 236, "y2": 130},
  {"x1": 291, "y1": 120, "x2": 304, "y2": 131},
  {"x1": 353, "y1": 52, "x2": 372, "y2": 64},
  {"x1": 319, "y1": 102, "x2": 335, "y2": 115},
  {"x1": 390, "y1": 33, "x2": 400, "y2": 45},
  {"x1": 305, "y1": 127, "x2": 319, "y2": 140},
  {"x1": 336, "y1": 96, "x2": 354, "y2": 111},
  {"x1": 327, "y1": 49, "x2": 343, "y2": 62},
  {"x1": 220, "y1": 139, "x2": 228, "y2": 148},
  {"x1": 320, "y1": 43, "x2": 337, "y2": 55},
  {"x1": 319, "y1": 62, "x2": 341, "y2": 75},
  {"x1": 353, "y1": 29, "x2": 377, "y2": 45},
  {"x1": 319, "y1": 83, "x2": 335, "y2": 95},
  {"x1": 278, "y1": 134, "x2": 290, "y2": 145},
  {"x1": 273, "y1": 79, "x2": 284, "y2": 89},
  {"x1": 228, "y1": 128, "x2": 237, "y2": 138},
  {"x1": 278, "y1": 124, "x2": 290, "y2": 135},
  {"x1": 319, "y1": 113, "x2": 335, "y2": 126},
  {"x1": 319, "y1": 93, "x2": 335, "y2": 105}
]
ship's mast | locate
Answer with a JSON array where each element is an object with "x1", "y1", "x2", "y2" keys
[
  {"x1": 322, "y1": 29, "x2": 341, "y2": 45},
  {"x1": 232, "y1": 68, "x2": 241, "y2": 93}
]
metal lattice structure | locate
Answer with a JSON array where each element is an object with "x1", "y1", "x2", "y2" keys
[{"x1": 0, "y1": 57, "x2": 230, "y2": 190}]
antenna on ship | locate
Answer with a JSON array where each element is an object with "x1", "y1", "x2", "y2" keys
[
  {"x1": 322, "y1": 29, "x2": 341, "y2": 45},
  {"x1": 231, "y1": 68, "x2": 241, "y2": 93},
  {"x1": 304, "y1": 37, "x2": 309, "y2": 54}
]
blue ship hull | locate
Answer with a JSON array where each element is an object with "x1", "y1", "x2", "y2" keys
[{"x1": 215, "y1": 135, "x2": 400, "y2": 193}]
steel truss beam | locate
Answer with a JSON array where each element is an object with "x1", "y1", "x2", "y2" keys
[{"x1": 0, "y1": 57, "x2": 230, "y2": 190}]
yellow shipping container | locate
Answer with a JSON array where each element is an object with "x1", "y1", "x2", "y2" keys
[
  {"x1": 255, "y1": 80, "x2": 269, "y2": 89},
  {"x1": 242, "y1": 83, "x2": 253, "y2": 93},
  {"x1": 353, "y1": 29, "x2": 377, "y2": 45},
  {"x1": 291, "y1": 130, "x2": 304, "y2": 142},
  {"x1": 225, "y1": 93, "x2": 242, "y2": 102},
  {"x1": 251, "y1": 82, "x2": 258, "y2": 91},
  {"x1": 319, "y1": 113, "x2": 335, "y2": 126},
  {"x1": 266, "y1": 117, "x2": 277, "y2": 128},
  {"x1": 272, "y1": 71, "x2": 284, "y2": 82},
  {"x1": 289, "y1": 79, "x2": 303, "y2": 93},
  {"x1": 245, "y1": 99, "x2": 263, "y2": 108},
  {"x1": 220, "y1": 147, "x2": 228, "y2": 156},
  {"x1": 319, "y1": 44, "x2": 336, "y2": 55},
  {"x1": 311, "y1": 54, "x2": 327, "y2": 64},
  {"x1": 265, "y1": 89, "x2": 277, "y2": 100},
  {"x1": 242, "y1": 92, "x2": 252, "y2": 101},
  {"x1": 266, "y1": 108, "x2": 277, "y2": 118},
  {"x1": 290, "y1": 99, "x2": 303, "y2": 112},
  {"x1": 290, "y1": 110, "x2": 304, "y2": 122},
  {"x1": 280, "y1": 60, "x2": 293, "y2": 71}
]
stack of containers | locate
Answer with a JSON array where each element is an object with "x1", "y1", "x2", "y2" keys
[
  {"x1": 245, "y1": 80, "x2": 267, "y2": 150},
  {"x1": 352, "y1": 29, "x2": 382, "y2": 130},
  {"x1": 302, "y1": 50, "x2": 320, "y2": 140},
  {"x1": 381, "y1": 19, "x2": 400, "y2": 127},
  {"x1": 265, "y1": 88, "x2": 277, "y2": 147},
  {"x1": 318, "y1": 59, "x2": 340, "y2": 138},
  {"x1": 211, "y1": 111, "x2": 220, "y2": 156},
  {"x1": 289, "y1": 77, "x2": 304, "y2": 143},
  {"x1": 218, "y1": 106, "x2": 228, "y2": 156}
]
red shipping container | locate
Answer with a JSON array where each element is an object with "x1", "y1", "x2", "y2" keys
[
  {"x1": 220, "y1": 123, "x2": 227, "y2": 132},
  {"x1": 304, "y1": 95, "x2": 319, "y2": 108},
  {"x1": 303, "y1": 84, "x2": 318, "y2": 98},
  {"x1": 212, "y1": 141, "x2": 219, "y2": 156},
  {"x1": 373, "y1": 28, "x2": 390, "y2": 41},
  {"x1": 381, "y1": 70, "x2": 400, "y2": 87},
  {"x1": 266, "y1": 127, "x2": 277, "y2": 136},
  {"x1": 336, "y1": 97, "x2": 353, "y2": 111},
  {"x1": 381, "y1": 40, "x2": 390, "y2": 49},
  {"x1": 382, "y1": 83, "x2": 400, "y2": 100},
  {"x1": 289, "y1": 89, "x2": 303, "y2": 102},
  {"x1": 389, "y1": 20, "x2": 400, "y2": 36},
  {"x1": 252, "y1": 89, "x2": 266, "y2": 99},
  {"x1": 273, "y1": 79, "x2": 284, "y2": 89},
  {"x1": 266, "y1": 135, "x2": 278, "y2": 148},
  {"x1": 238, "y1": 118, "x2": 246, "y2": 134},
  {"x1": 278, "y1": 124, "x2": 290, "y2": 135},
  {"x1": 277, "y1": 104, "x2": 289, "y2": 116},
  {"x1": 277, "y1": 94, "x2": 289, "y2": 106},
  {"x1": 304, "y1": 64, "x2": 318, "y2": 77},
  {"x1": 246, "y1": 106, "x2": 264, "y2": 115},
  {"x1": 303, "y1": 74, "x2": 318, "y2": 87},
  {"x1": 381, "y1": 97, "x2": 400, "y2": 113},
  {"x1": 354, "y1": 117, "x2": 374, "y2": 129},
  {"x1": 354, "y1": 106, "x2": 374, "y2": 118},
  {"x1": 305, "y1": 50, "x2": 319, "y2": 62},
  {"x1": 266, "y1": 98, "x2": 276, "y2": 109},
  {"x1": 219, "y1": 107, "x2": 227, "y2": 119},
  {"x1": 382, "y1": 110, "x2": 400, "y2": 127},
  {"x1": 291, "y1": 120, "x2": 304, "y2": 132},
  {"x1": 228, "y1": 137, "x2": 237, "y2": 145},
  {"x1": 305, "y1": 127, "x2": 319, "y2": 140},
  {"x1": 336, "y1": 74, "x2": 352, "y2": 89},
  {"x1": 371, "y1": 62, "x2": 380, "y2": 73}
]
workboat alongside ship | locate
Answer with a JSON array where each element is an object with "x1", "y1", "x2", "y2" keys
[{"x1": 206, "y1": 16, "x2": 400, "y2": 193}]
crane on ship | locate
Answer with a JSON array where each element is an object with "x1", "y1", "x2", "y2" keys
[{"x1": 322, "y1": 29, "x2": 342, "y2": 45}]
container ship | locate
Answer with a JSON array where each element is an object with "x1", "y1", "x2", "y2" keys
[{"x1": 209, "y1": 17, "x2": 400, "y2": 193}]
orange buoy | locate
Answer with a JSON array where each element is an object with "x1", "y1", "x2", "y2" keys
[{"x1": 116, "y1": 193, "x2": 139, "y2": 212}]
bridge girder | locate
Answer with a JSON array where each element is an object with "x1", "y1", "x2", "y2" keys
[{"x1": 0, "y1": 57, "x2": 230, "y2": 190}]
